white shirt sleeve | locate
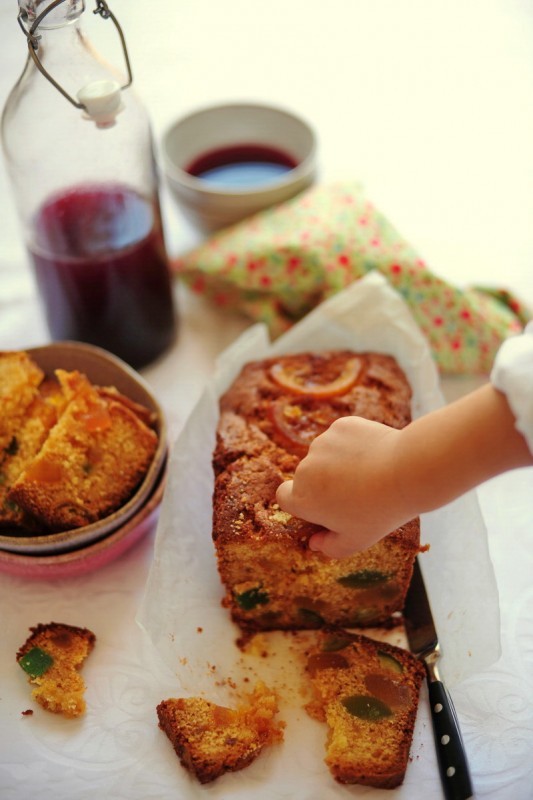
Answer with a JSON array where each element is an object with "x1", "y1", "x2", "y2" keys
[{"x1": 490, "y1": 321, "x2": 533, "y2": 455}]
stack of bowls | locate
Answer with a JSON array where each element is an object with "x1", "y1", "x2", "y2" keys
[{"x1": 0, "y1": 342, "x2": 167, "y2": 578}]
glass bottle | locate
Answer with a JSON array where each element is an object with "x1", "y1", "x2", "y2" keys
[{"x1": 1, "y1": 0, "x2": 176, "y2": 369}]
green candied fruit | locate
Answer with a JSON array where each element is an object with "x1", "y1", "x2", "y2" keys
[
  {"x1": 235, "y1": 586, "x2": 269, "y2": 610},
  {"x1": 322, "y1": 634, "x2": 354, "y2": 652},
  {"x1": 336, "y1": 569, "x2": 392, "y2": 588},
  {"x1": 297, "y1": 608, "x2": 325, "y2": 626},
  {"x1": 342, "y1": 694, "x2": 393, "y2": 721},
  {"x1": 5, "y1": 436, "x2": 19, "y2": 456},
  {"x1": 377, "y1": 650, "x2": 404, "y2": 673},
  {"x1": 18, "y1": 647, "x2": 54, "y2": 678},
  {"x1": 3, "y1": 498, "x2": 20, "y2": 513},
  {"x1": 344, "y1": 607, "x2": 381, "y2": 626}
]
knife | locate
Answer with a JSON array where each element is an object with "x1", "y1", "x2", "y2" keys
[{"x1": 403, "y1": 558, "x2": 473, "y2": 800}]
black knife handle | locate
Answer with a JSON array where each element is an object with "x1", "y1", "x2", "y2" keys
[{"x1": 428, "y1": 679, "x2": 473, "y2": 800}]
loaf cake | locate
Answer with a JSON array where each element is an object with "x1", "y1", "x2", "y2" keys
[
  {"x1": 1, "y1": 352, "x2": 158, "y2": 533},
  {"x1": 304, "y1": 628, "x2": 425, "y2": 788},
  {"x1": 157, "y1": 682, "x2": 284, "y2": 783},
  {"x1": 17, "y1": 622, "x2": 96, "y2": 717},
  {"x1": 212, "y1": 351, "x2": 420, "y2": 633}
]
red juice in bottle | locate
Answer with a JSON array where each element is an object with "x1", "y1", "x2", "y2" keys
[{"x1": 28, "y1": 184, "x2": 176, "y2": 368}]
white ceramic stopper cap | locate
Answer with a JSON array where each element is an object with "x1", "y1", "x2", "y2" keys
[{"x1": 77, "y1": 79, "x2": 124, "y2": 127}]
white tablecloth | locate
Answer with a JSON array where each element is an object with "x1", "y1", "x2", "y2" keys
[{"x1": 1, "y1": 2, "x2": 532, "y2": 799}]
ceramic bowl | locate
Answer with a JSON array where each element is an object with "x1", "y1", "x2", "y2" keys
[
  {"x1": 162, "y1": 101, "x2": 317, "y2": 232},
  {"x1": 0, "y1": 465, "x2": 165, "y2": 578},
  {"x1": 0, "y1": 341, "x2": 167, "y2": 557}
]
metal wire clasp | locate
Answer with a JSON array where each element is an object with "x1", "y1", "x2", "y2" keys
[{"x1": 17, "y1": 0, "x2": 133, "y2": 111}]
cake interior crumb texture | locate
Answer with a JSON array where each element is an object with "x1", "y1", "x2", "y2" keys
[
  {"x1": 305, "y1": 628, "x2": 426, "y2": 788},
  {"x1": 157, "y1": 682, "x2": 284, "y2": 784}
]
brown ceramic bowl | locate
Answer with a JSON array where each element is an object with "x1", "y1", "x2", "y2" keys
[
  {"x1": 0, "y1": 341, "x2": 167, "y2": 557},
  {"x1": 0, "y1": 464, "x2": 166, "y2": 578}
]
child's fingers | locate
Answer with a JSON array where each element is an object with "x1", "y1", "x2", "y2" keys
[
  {"x1": 308, "y1": 529, "x2": 361, "y2": 559},
  {"x1": 277, "y1": 478, "x2": 324, "y2": 524},
  {"x1": 275, "y1": 479, "x2": 294, "y2": 512}
]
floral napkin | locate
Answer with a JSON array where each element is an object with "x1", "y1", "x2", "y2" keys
[{"x1": 172, "y1": 182, "x2": 528, "y2": 373}]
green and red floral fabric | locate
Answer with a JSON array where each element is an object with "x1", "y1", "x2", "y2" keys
[{"x1": 173, "y1": 182, "x2": 528, "y2": 373}]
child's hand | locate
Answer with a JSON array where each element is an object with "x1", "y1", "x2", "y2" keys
[
  {"x1": 277, "y1": 380, "x2": 533, "y2": 560},
  {"x1": 276, "y1": 416, "x2": 412, "y2": 558}
]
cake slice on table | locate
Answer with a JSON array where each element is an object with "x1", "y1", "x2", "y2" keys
[
  {"x1": 212, "y1": 351, "x2": 421, "y2": 635},
  {"x1": 157, "y1": 682, "x2": 284, "y2": 784},
  {"x1": 17, "y1": 622, "x2": 96, "y2": 718},
  {"x1": 304, "y1": 628, "x2": 425, "y2": 788}
]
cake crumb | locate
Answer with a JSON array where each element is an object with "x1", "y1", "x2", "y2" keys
[{"x1": 270, "y1": 509, "x2": 292, "y2": 524}]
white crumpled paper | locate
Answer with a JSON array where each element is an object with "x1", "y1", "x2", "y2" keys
[{"x1": 137, "y1": 272, "x2": 500, "y2": 798}]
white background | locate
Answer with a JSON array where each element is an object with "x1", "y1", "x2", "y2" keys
[{"x1": 1, "y1": 2, "x2": 533, "y2": 799}]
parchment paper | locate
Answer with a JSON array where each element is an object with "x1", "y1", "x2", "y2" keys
[{"x1": 137, "y1": 272, "x2": 500, "y2": 798}]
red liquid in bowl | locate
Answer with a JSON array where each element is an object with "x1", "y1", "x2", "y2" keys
[
  {"x1": 186, "y1": 143, "x2": 298, "y2": 188},
  {"x1": 29, "y1": 185, "x2": 176, "y2": 369}
]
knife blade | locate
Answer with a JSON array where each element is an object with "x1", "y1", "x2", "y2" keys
[{"x1": 403, "y1": 558, "x2": 473, "y2": 800}]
